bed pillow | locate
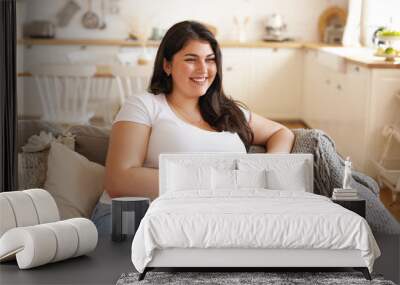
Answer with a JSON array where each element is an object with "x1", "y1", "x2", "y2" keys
[
  {"x1": 265, "y1": 164, "x2": 307, "y2": 191},
  {"x1": 211, "y1": 169, "x2": 268, "y2": 191},
  {"x1": 237, "y1": 169, "x2": 267, "y2": 189},
  {"x1": 166, "y1": 162, "x2": 212, "y2": 192},
  {"x1": 44, "y1": 142, "x2": 104, "y2": 219},
  {"x1": 212, "y1": 168, "x2": 237, "y2": 190},
  {"x1": 238, "y1": 158, "x2": 308, "y2": 192}
]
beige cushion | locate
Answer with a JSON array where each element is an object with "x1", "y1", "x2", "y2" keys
[
  {"x1": 69, "y1": 125, "x2": 110, "y2": 166},
  {"x1": 44, "y1": 142, "x2": 104, "y2": 219}
]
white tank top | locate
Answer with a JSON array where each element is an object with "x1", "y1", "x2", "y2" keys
[{"x1": 114, "y1": 93, "x2": 249, "y2": 168}]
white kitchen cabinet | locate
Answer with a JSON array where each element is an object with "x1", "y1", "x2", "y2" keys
[
  {"x1": 340, "y1": 63, "x2": 370, "y2": 169},
  {"x1": 222, "y1": 48, "x2": 302, "y2": 119},
  {"x1": 249, "y1": 48, "x2": 303, "y2": 119},
  {"x1": 303, "y1": 49, "x2": 400, "y2": 177},
  {"x1": 302, "y1": 50, "x2": 326, "y2": 128},
  {"x1": 221, "y1": 48, "x2": 252, "y2": 104},
  {"x1": 303, "y1": 50, "x2": 370, "y2": 171}
]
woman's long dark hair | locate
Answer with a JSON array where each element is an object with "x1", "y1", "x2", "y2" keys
[{"x1": 149, "y1": 21, "x2": 254, "y2": 150}]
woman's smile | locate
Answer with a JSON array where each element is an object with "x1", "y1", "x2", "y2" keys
[{"x1": 189, "y1": 76, "x2": 208, "y2": 85}]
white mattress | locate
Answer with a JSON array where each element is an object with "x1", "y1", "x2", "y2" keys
[{"x1": 131, "y1": 190, "x2": 380, "y2": 273}]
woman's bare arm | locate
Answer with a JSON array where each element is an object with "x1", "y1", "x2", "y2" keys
[
  {"x1": 249, "y1": 112, "x2": 295, "y2": 153},
  {"x1": 104, "y1": 121, "x2": 159, "y2": 200}
]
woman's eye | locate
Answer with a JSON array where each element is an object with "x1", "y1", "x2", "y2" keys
[
  {"x1": 184, "y1": 58, "x2": 196, "y2": 62},
  {"x1": 207, "y1": 58, "x2": 216, "y2": 62}
]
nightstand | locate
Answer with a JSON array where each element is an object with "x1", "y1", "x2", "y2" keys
[{"x1": 332, "y1": 199, "x2": 366, "y2": 218}]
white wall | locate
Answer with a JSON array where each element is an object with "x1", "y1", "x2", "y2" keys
[{"x1": 19, "y1": 0, "x2": 348, "y2": 42}]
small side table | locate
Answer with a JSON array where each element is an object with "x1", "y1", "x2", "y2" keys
[
  {"x1": 111, "y1": 197, "x2": 150, "y2": 242},
  {"x1": 332, "y1": 199, "x2": 366, "y2": 218}
]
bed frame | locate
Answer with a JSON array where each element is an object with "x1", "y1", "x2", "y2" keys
[
  {"x1": 137, "y1": 154, "x2": 372, "y2": 281},
  {"x1": 138, "y1": 248, "x2": 371, "y2": 280}
]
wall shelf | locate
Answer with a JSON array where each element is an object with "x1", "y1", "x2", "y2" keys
[{"x1": 17, "y1": 38, "x2": 314, "y2": 49}]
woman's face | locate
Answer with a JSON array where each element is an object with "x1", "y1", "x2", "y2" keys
[{"x1": 164, "y1": 39, "x2": 217, "y2": 98}]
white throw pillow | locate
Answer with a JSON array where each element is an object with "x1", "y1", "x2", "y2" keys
[
  {"x1": 236, "y1": 169, "x2": 267, "y2": 189},
  {"x1": 238, "y1": 157, "x2": 309, "y2": 192},
  {"x1": 167, "y1": 162, "x2": 212, "y2": 192},
  {"x1": 212, "y1": 168, "x2": 237, "y2": 190},
  {"x1": 44, "y1": 142, "x2": 104, "y2": 219},
  {"x1": 266, "y1": 164, "x2": 307, "y2": 191},
  {"x1": 211, "y1": 169, "x2": 267, "y2": 191}
]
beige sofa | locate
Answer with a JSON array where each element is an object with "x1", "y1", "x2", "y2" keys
[{"x1": 18, "y1": 120, "x2": 111, "y2": 166}]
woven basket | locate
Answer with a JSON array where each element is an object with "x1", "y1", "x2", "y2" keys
[{"x1": 18, "y1": 150, "x2": 50, "y2": 190}]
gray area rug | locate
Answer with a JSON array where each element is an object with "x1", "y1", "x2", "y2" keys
[{"x1": 116, "y1": 271, "x2": 395, "y2": 285}]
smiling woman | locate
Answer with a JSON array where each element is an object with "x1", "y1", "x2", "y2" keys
[
  {"x1": 148, "y1": 21, "x2": 253, "y2": 145},
  {"x1": 96, "y1": 21, "x2": 295, "y2": 235}
]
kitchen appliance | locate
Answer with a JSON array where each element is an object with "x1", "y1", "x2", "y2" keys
[
  {"x1": 263, "y1": 13, "x2": 289, "y2": 42},
  {"x1": 23, "y1": 20, "x2": 56, "y2": 39}
]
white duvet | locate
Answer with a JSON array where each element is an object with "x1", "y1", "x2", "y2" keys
[{"x1": 131, "y1": 190, "x2": 380, "y2": 273}]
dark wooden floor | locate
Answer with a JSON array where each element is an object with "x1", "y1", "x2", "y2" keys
[{"x1": 380, "y1": 187, "x2": 400, "y2": 222}]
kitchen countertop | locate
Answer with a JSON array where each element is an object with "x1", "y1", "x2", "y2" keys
[
  {"x1": 305, "y1": 45, "x2": 400, "y2": 69},
  {"x1": 17, "y1": 38, "x2": 400, "y2": 69}
]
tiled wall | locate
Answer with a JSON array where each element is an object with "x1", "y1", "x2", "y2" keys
[{"x1": 18, "y1": 0, "x2": 348, "y2": 42}]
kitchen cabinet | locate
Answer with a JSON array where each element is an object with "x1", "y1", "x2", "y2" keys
[
  {"x1": 341, "y1": 63, "x2": 369, "y2": 169},
  {"x1": 221, "y1": 48, "x2": 252, "y2": 104},
  {"x1": 222, "y1": 48, "x2": 302, "y2": 119},
  {"x1": 250, "y1": 48, "x2": 303, "y2": 119},
  {"x1": 302, "y1": 50, "x2": 323, "y2": 128},
  {"x1": 302, "y1": 49, "x2": 400, "y2": 177}
]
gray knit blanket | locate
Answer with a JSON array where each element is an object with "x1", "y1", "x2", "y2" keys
[{"x1": 250, "y1": 128, "x2": 400, "y2": 234}]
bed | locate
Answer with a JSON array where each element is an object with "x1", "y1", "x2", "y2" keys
[{"x1": 131, "y1": 153, "x2": 381, "y2": 281}]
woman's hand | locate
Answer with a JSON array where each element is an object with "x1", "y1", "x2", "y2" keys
[
  {"x1": 104, "y1": 121, "x2": 159, "y2": 200},
  {"x1": 248, "y1": 112, "x2": 295, "y2": 153}
]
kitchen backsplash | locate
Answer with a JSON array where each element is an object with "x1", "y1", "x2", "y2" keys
[{"x1": 18, "y1": 0, "x2": 348, "y2": 42}]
